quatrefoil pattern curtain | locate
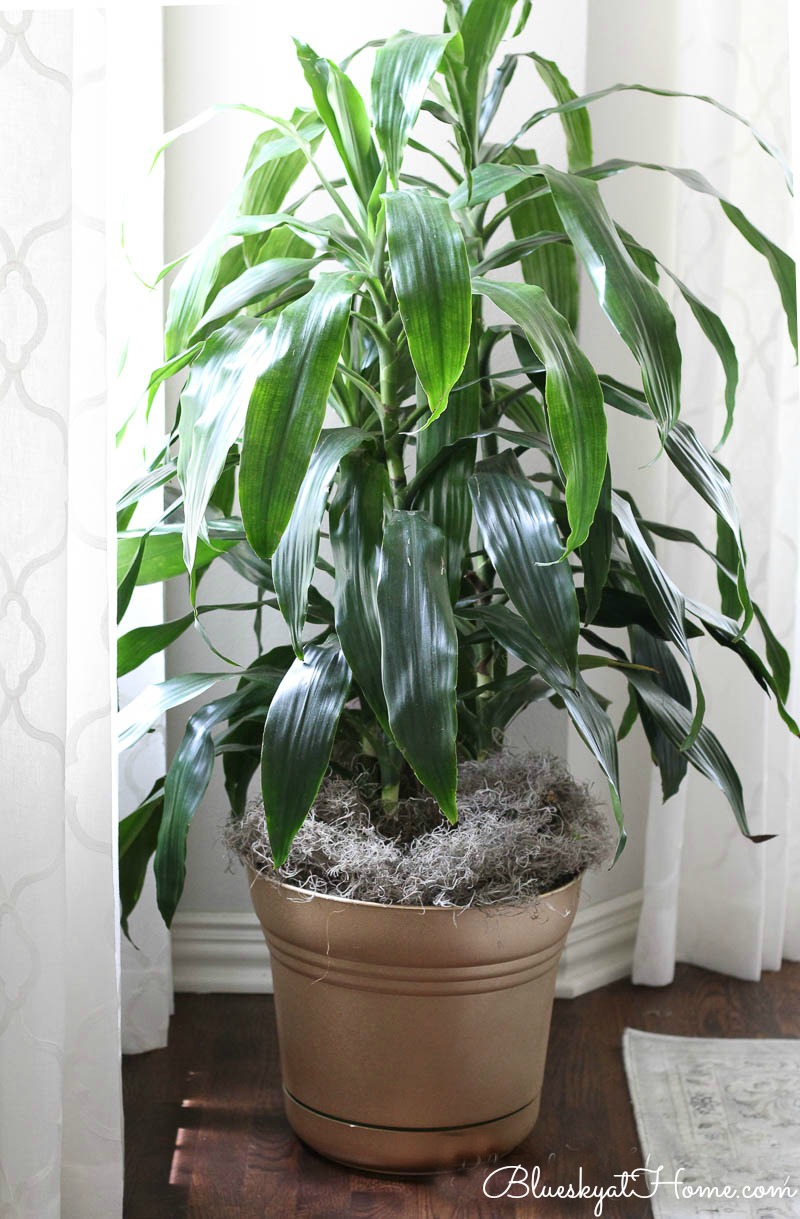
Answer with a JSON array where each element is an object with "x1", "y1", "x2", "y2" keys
[{"x1": 0, "y1": 12, "x2": 123, "y2": 1217}]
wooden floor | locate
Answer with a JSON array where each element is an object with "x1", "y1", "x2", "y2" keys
[{"x1": 123, "y1": 962, "x2": 800, "y2": 1219}]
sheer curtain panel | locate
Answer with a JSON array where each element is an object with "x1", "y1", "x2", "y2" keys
[
  {"x1": 633, "y1": 0, "x2": 799, "y2": 985},
  {"x1": 0, "y1": 10, "x2": 163, "y2": 1216}
]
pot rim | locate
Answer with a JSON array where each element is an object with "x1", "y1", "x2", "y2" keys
[{"x1": 246, "y1": 867, "x2": 582, "y2": 914}]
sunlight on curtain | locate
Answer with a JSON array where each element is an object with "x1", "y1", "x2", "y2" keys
[
  {"x1": 0, "y1": 11, "x2": 122, "y2": 1217},
  {"x1": 633, "y1": 0, "x2": 799, "y2": 983}
]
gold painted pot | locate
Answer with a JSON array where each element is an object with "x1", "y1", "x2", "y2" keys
[{"x1": 248, "y1": 868, "x2": 580, "y2": 1174}]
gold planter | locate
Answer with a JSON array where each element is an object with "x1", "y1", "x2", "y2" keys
[{"x1": 248, "y1": 869, "x2": 580, "y2": 1174}]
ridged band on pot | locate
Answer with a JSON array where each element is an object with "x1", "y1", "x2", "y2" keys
[{"x1": 248, "y1": 868, "x2": 581, "y2": 1173}]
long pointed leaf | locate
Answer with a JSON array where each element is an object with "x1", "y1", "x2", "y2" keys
[
  {"x1": 178, "y1": 318, "x2": 275, "y2": 571},
  {"x1": 155, "y1": 688, "x2": 253, "y2": 925},
  {"x1": 468, "y1": 467, "x2": 580, "y2": 679},
  {"x1": 194, "y1": 257, "x2": 319, "y2": 334},
  {"x1": 415, "y1": 316, "x2": 481, "y2": 600},
  {"x1": 273, "y1": 427, "x2": 367, "y2": 656},
  {"x1": 580, "y1": 460, "x2": 613, "y2": 624},
  {"x1": 239, "y1": 274, "x2": 354, "y2": 558},
  {"x1": 118, "y1": 672, "x2": 234, "y2": 751},
  {"x1": 295, "y1": 42, "x2": 379, "y2": 206},
  {"x1": 474, "y1": 279, "x2": 606, "y2": 552},
  {"x1": 329, "y1": 454, "x2": 391, "y2": 731},
  {"x1": 663, "y1": 421, "x2": 751, "y2": 628},
  {"x1": 444, "y1": 0, "x2": 517, "y2": 151},
  {"x1": 543, "y1": 167, "x2": 681, "y2": 432},
  {"x1": 372, "y1": 32, "x2": 460, "y2": 187},
  {"x1": 503, "y1": 81, "x2": 793, "y2": 191},
  {"x1": 588, "y1": 159, "x2": 796, "y2": 354},
  {"x1": 629, "y1": 627, "x2": 689, "y2": 801},
  {"x1": 523, "y1": 52, "x2": 592, "y2": 171},
  {"x1": 619, "y1": 229, "x2": 739, "y2": 447},
  {"x1": 118, "y1": 530, "x2": 236, "y2": 589},
  {"x1": 472, "y1": 602, "x2": 624, "y2": 846},
  {"x1": 626, "y1": 671, "x2": 768, "y2": 841},
  {"x1": 385, "y1": 189, "x2": 471, "y2": 420},
  {"x1": 456, "y1": 163, "x2": 683, "y2": 431},
  {"x1": 504, "y1": 147, "x2": 578, "y2": 329},
  {"x1": 262, "y1": 640, "x2": 352, "y2": 865},
  {"x1": 376, "y1": 511, "x2": 459, "y2": 821},
  {"x1": 612, "y1": 493, "x2": 704, "y2": 747},
  {"x1": 119, "y1": 787, "x2": 164, "y2": 939}
]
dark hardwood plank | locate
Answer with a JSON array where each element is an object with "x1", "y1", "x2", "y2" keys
[{"x1": 123, "y1": 961, "x2": 800, "y2": 1219}]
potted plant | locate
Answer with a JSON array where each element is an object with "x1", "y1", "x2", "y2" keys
[{"x1": 118, "y1": 0, "x2": 796, "y2": 1174}]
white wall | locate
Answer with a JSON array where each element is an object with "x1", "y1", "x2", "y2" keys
[{"x1": 160, "y1": 0, "x2": 682, "y2": 920}]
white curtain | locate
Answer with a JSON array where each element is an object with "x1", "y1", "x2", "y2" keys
[
  {"x1": 0, "y1": 10, "x2": 122, "y2": 1217},
  {"x1": 109, "y1": 12, "x2": 173, "y2": 1058},
  {"x1": 633, "y1": 0, "x2": 800, "y2": 984},
  {"x1": 0, "y1": 9, "x2": 167, "y2": 1215}
]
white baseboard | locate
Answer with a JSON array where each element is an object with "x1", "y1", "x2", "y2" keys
[
  {"x1": 172, "y1": 889, "x2": 642, "y2": 1000},
  {"x1": 554, "y1": 889, "x2": 642, "y2": 999}
]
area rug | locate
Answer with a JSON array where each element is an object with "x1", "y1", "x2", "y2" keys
[{"x1": 623, "y1": 1030, "x2": 800, "y2": 1219}]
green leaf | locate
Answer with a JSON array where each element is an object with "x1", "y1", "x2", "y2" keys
[
  {"x1": 165, "y1": 237, "x2": 227, "y2": 361},
  {"x1": 504, "y1": 147, "x2": 578, "y2": 330},
  {"x1": 376, "y1": 511, "x2": 459, "y2": 821},
  {"x1": 162, "y1": 109, "x2": 319, "y2": 358},
  {"x1": 469, "y1": 465, "x2": 580, "y2": 678},
  {"x1": 754, "y1": 603, "x2": 791, "y2": 705},
  {"x1": 118, "y1": 613, "x2": 194, "y2": 678},
  {"x1": 626, "y1": 670, "x2": 768, "y2": 841},
  {"x1": 716, "y1": 518, "x2": 741, "y2": 619},
  {"x1": 588, "y1": 159, "x2": 796, "y2": 355},
  {"x1": 385, "y1": 189, "x2": 471, "y2": 420},
  {"x1": 119, "y1": 787, "x2": 164, "y2": 939},
  {"x1": 472, "y1": 602, "x2": 624, "y2": 846},
  {"x1": 473, "y1": 229, "x2": 568, "y2": 275},
  {"x1": 600, "y1": 375, "x2": 650, "y2": 419},
  {"x1": 221, "y1": 718, "x2": 263, "y2": 818},
  {"x1": 146, "y1": 346, "x2": 202, "y2": 413},
  {"x1": 544, "y1": 167, "x2": 682, "y2": 433},
  {"x1": 454, "y1": 162, "x2": 683, "y2": 431},
  {"x1": 504, "y1": 82, "x2": 793, "y2": 192},
  {"x1": 178, "y1": 318, "x2": 276, "y2": 572},
  {"x1": 117, "y1": 534, "x2": 146, "y2": 623},
  {"x1": 273, "y1": 427, "x2": 367, "y2": 656},
  {"x1": 194, "y1": 257, "x2": 319, "y2": 334},
  {"x1": 619, "y1": 230, "x2": 739, "y2": 447},
  {"x1": 523, "y1": 52, "x2": 592, "y2": 171},
  {"x1": 474, "y1": 279, "x2": 606, "y2": 553},
  {"x1": 239, "y1": 273, "x2": 354, "y2": 559},
  {"x1": 372, "y1": 31, "x2": 460, "y2": 187},
  {"x1": 155, "y1": 688, "x2": 253, "y2": 926},
  {"x1": 444, "y1": 0, "x2": 518, "y2": 151},
  {"x1": 117, "y1": 599, "x2": 270, "y2": 678},
  {"x1": 449, "y1": 161, "x2": 540, "y2": 208},
  {"x1": 329, "y1": 454, "x2": 391, "y2": 731},
  {"x1": 576, "y1": 584, "x2": 702, "y2": 640},
  {"x1": 686, "y1": 597, "x2": 799, "y2": 736},
  {"x1": 415, "y1": 317, "x2": 481, "y2": 600},
  {"x1": 663, "y1": 421, "x2": 751, "y2": 628},
  {"x1": 629, "y1": 627, "x2": 689, "y2": 801},
  {"x1": 262, "y1": 640, "x2": 352, "y2": 865},
  {"x1": 221, "y1": 647, "x2": 297, "y2": 815},
  {"x1": 117, "y1": 529, "x2": 237, "y2": 590},
  {"x1": 295, "y1": 42, "x2": 380, "y2": 206},
  {"x1": 580, "y1": 460, "x2": 612, "y2": 624},
  {"x1": 612, "y1": 492, "x2": 705, "y2": 747},
  {"x1": 240, "y1": 110, "x2": 318, "y2": 264},
  {"x1": 118, "y1": 672, "x2": 234, "y2": 751}
]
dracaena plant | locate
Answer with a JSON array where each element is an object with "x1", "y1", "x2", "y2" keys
[{"x1": 117, "y1": 0, "x2": 797, "y2": 931}]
